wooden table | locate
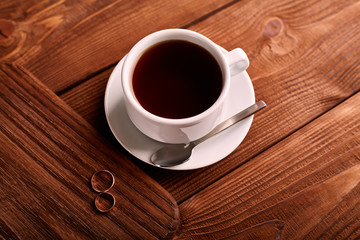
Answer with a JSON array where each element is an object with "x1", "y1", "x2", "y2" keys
[{"x1": 1, "y1": 0, "x2": 359, "y2": 239}]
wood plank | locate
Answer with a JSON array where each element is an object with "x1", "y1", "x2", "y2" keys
[
  {"x1": 175, "y1": 91, "x2": 360, "y2": 239},
  {"x1": 0, "y1": 0, "x2": 234, "y2": 93},
  {"x1": 61, "y1": 67, "x2": 113, "y2": 128},
  {"x1": 60, "y1": 0, "x2": 360, "y2": 202},
  {"x1": 0, "y1": 63, "x2": 179, "y2": 239},
  {"x1": 0, "y1": 0, "x2": 120, "y2": 61}
]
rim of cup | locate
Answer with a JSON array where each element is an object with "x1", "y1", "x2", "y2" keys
[{"x1": 121, "y1": 28, "x2": 231, "y2": 126}]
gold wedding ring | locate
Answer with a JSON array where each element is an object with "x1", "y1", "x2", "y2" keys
[
  {"x1": 94, "y1": 192, "x2": 116, "y2": 213},
  {"x1": 90, "y1": 170, "x2": 115, "y2": 193}
]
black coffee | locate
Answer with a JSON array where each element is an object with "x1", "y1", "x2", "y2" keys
[{"x1": 132, "y1": 40, "x2": 223, "y2": 119}]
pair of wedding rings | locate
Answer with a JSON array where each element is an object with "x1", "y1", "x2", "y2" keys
[{"x1": 90, "y1": 170, "x2": 116, "y2": 213}]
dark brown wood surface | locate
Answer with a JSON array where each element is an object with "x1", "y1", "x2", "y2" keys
[
  {"x1": 0, "y1": 64, "x2": 179, "y2": 239},
  {"x1": 1, "y1": 0, "x2": 233, "y2": 93},
  {"x1": 1, "y1": 0, "x2": 360, "y2": 239},
  {"x1": 176, "y1": 92, "x2": 360, "y2": 239}
]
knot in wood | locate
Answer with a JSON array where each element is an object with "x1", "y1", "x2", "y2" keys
[
  {"x1": 264, "y1": 18, "x2": 283, "y2": 38},
  {"x1": 0, "y1": 19, "x2": 15, "y2": 41}
]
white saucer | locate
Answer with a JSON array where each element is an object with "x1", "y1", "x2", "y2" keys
[{"x1": 104, "y1": 48, "x2": 255, "y2": 170}]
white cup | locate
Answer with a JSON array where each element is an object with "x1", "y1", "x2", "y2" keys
[{"x1": 121, "y1": 29, "x2": 249, "y2": 143}]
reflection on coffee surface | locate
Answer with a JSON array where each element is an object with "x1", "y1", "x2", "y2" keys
[{"x1": 132, "y1": 40, "x2": 222, "y2": 119}]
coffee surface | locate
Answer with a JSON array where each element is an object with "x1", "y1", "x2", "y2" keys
[{"x1": 132, "y1": 40, "x2": 223, "y2": 119}]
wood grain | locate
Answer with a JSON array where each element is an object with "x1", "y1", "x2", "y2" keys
[
  {"x1": 161, "y1": 0, "x2": 360, "y2": 202},
  {"x1": 60, "y1": 0, "x2": 360, "y2": 203},
  {"x1": 0, "y1": 0, "x2": 234, "y2": 93},
  {"x1": 0, "y1": 63, "x2": 179, "y2": 239},
  {"x1": 175, "y1": 91, "x2": 360, "y2": 239},
  {"x1": 61, "y1": 66, "x2": 114, "y2": 128},
  {"x1": 2, "y1": 1, "x2": 360, "y2": 239}
]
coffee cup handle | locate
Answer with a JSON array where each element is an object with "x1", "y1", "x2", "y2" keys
[{"x1": 226, "y1": 48, "x2": 249, "y2": 76}]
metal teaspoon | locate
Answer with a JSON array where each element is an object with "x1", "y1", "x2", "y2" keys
[{"x1": 150, "y1": 100, "x2": 267, "y2": 167}]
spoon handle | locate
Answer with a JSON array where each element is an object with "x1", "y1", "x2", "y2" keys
[{"x1": 193, "y1": 100, "x2": 267, "y2": 146}]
